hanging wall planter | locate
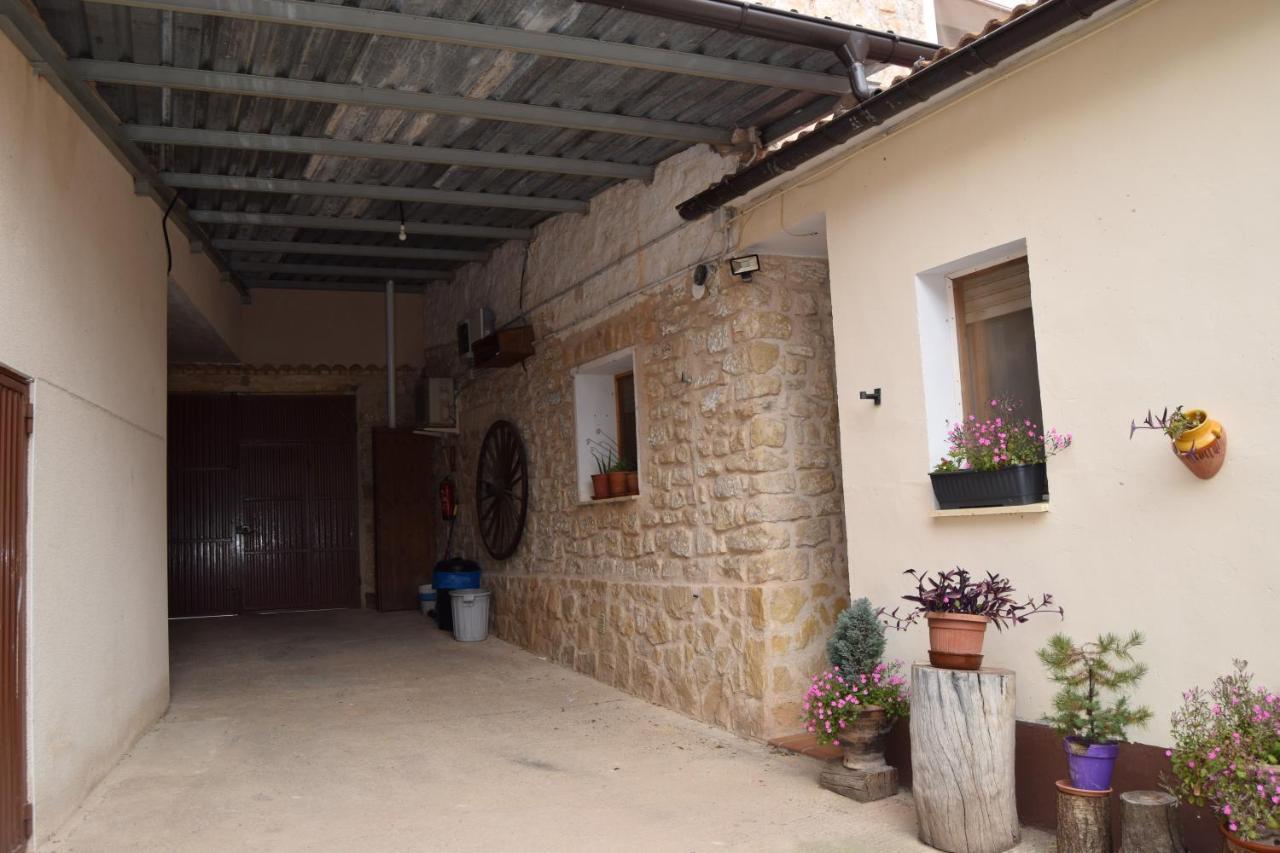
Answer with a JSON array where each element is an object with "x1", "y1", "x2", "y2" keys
[{"x1": 1132, "y1": 406, "x2": 1227, "y2": 480}]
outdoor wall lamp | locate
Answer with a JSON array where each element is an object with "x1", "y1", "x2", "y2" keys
[{"x1": 729, "y1": 255, "x2": 760, "y2": 281}]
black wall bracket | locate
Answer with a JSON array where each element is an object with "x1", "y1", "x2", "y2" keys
[{"x1": 859, "y1": 387, "x2": 882, "y2": 406}]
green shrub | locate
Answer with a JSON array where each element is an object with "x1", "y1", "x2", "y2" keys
[{"x1": 826, "y1": 598, "x2": 885, "y2": 678}]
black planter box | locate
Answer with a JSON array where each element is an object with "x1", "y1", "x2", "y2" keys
[{"x1": 929, "y1": 463, "x2": 1048, "y2": 510}]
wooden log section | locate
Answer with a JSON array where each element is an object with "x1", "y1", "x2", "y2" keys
[
  {"x1": 1118, "y1": 790, "x2": 1184, "y2": 853},
  {"x1": 1056, "y1": 782, "x2": 1112, "y2": 853},
  {"x1": 910, "y1": 665, "x2": 1019, "y2": 853},
  {"x1": 819, "y1": 764, "x2": 898, "y2": 803}
]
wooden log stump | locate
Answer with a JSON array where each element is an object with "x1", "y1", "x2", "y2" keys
[
  {"x1": 1118, "y1": 790, "x2": 1183, "y2": 853},
  {"x1": 1056, "y1": 781, "x2": 1113, "y2": 853},
  {"x1": 911, "y1": 665, "x2": 1019, "y2": 853},
  {"x1": 819, "y1": 763, "x2": 898, "y2": 803}
]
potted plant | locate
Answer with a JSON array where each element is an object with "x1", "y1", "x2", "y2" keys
[
  {"x1": 879, "y1": 568, "x2": 1062, "y2": 670},
  {"x1": 589, "y1": 448, "x2": 613, "y2": 500},
  {"x1": 930, "y1": 398, "x2": 1072, "y2": 509},
  {"x1": 1167, "y1": 661, "x2": 1280, "y2": 851},
  {"x1": 608, "y1": 457, "x2": 630, "y2": 497},
  {"x1": 1037, "y1": 631, "x2": 1154, "y2": 792},
  {"x1": 1131, "y1": 405, "x2": 1227, "y2": 479},
  {"x1": 819, "y1": 598, "x2": 908, "y2": 771}
]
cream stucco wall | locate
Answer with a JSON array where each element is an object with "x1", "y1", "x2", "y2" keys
[
  {"x1": 240, "y1": 289, "x2": 425, "y2": 368},
  {"x1": 0, "y1": 30, "x2": 232, "y2": 842},
  {"x1": 736, "y1": 0, "x2": 1279, "y2": 744}
]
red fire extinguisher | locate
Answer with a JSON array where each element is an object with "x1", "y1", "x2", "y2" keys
[{"x1": 439, "y1": 477, "x2": 458, "y2": 521}]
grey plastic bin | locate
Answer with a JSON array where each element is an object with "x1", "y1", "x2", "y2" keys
[{"x1": 449, "y1": 588, "x2": 491, "y2": 642}]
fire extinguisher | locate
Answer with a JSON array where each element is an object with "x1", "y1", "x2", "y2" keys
[{"x1": 439, "y1": 477, "x2": 458, "y2": 521}]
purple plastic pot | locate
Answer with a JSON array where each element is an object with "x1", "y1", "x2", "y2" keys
[{"x1": 1064, "y1": 737, "x2": 1119, "y2": 791}]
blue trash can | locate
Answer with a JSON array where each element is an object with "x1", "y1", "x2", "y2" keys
[{"x1": 432, "y1": 559, "x2": 480, "y2": 632}]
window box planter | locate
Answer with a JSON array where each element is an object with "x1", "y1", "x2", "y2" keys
[{"x1": 929, "y1": 462, "x2": 1047, "y2": 509}]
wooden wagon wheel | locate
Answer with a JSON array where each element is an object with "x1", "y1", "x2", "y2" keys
[{"x1": 475, "y1": 419, "x2": 528, "y2": 561}]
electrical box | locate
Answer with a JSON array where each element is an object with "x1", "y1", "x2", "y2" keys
[
  {"x1": 415, "y1": 377, "x2": 456, "y2": 428},
  {"x1": 457, "y1": 307, "x2": 496, "y2": 359}
]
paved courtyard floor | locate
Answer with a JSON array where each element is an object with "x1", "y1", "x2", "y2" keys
[{"x1": 48, "y1": 610, "x2": 1051, "y2": 852}]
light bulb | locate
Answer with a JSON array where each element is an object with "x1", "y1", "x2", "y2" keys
[{"x1": 398, "y1": 223, "x2": 407, "y2": 242}]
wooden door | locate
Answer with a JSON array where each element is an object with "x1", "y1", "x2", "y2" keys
[
  {"x1": 168, "y1": 395, "x2": 360, "y2": 615},
  {"x1": 373, "y1": 430, "x2": 436, "y2": 611},
  {"x1": 0, "y1": 367, "x2": 30, "y2": 852}
]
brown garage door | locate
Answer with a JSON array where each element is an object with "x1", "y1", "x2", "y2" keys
[
  {"x1": 168, "y1": 395, "x2": 360, "y2": 616},
  {"x1": 0, "y1": 367, "x2": 30, "y2": 853}
]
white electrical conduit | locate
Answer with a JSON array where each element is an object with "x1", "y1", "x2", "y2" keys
[{"x1": 386, "y1": 279, "x2": 396, "y2": 428}]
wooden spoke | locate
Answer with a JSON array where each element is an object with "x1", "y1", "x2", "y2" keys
[{"x1": 475, "y1": 420, "x2": 528, "y2": 560}]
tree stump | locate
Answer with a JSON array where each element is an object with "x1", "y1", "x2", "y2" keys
[
  {"x1": 911, "y1": 665, "x2": 1019, "y2": 853},
  {"x1": 1118, "y1": 790, "x2": 1184, "y2": 853},
  {"x1": 819, "y1": 763, "x2": 898, "y2": 803},
  {"x1": 1056, "y1": 781, "x2": 1112, "y2": 853}
]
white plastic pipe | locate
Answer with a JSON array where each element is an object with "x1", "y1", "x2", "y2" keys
[{"x1": 385, "y1": 279, "x2": 396, "y2": 428}]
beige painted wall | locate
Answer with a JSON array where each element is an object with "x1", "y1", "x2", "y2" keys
[
  {"x1": 0, "y1": 30, "x2": 229, "y2": 842},
  {"x1": 241, "y1": 289, "x2": 425, "y2": 367},
  {"x1": 737, "y1": 0, "x2": 1280, "y2": 744}
]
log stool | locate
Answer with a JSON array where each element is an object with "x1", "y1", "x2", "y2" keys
[
  {"x1": 911, "y1": 665, "x2": 1019, "y2": 853},
  {"x1": 1056, "y1": 780, "x2": 1112, "y2": 853},
  {"x1": 1118, "y1": 790, "x2": 1184, "y2": 852}
]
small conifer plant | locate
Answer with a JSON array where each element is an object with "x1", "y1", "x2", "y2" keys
[
  {"x1": 827, "y1": 598, "x2": 886, "y2": 680},
  {"x1": 1038, "y1": 631, "x2": 1154, "y2": 746}
]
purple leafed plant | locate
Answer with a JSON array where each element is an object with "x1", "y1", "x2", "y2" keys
[{"x1": 878, "y1": 567, "x2": 1063, "y2": 632}]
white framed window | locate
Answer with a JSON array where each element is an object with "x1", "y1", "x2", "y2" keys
[
  {"x1": 915, "y1": 240, "x2": 1043, "y2": 465},
  {"x1": 572, "y1": 348, "x2": 640, "y2": 502}
]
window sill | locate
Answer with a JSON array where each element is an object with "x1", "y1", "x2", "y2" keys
[
  {"x1": 931, "y1": 503, "x2": 1050, "y2": 518},
  {"x1": 578, "y1": 494, "x2": 640, "y2": 507}
]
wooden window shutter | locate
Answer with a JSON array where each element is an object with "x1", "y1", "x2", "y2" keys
[{"x1": 956, "y1": 257, "x2": 1031, "y2": 323}]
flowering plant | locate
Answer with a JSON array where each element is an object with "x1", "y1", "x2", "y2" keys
[
  {"x1": 1166, "y1": 660, "x2": 1280, "y2": 841},
  {"x1": 878, "y1": 567, "x2": 1062, "y2": 632},
  {"x1": 801, "y1": 661, "x2": 910, "y2": 746},
  {"x1": 934, "y1": 398, "x2": 1071, "y2": 473}
]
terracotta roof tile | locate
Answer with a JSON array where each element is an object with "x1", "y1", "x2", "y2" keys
[{"x1": 890, "y1": 0, "x2": 1048, "y2": 86}]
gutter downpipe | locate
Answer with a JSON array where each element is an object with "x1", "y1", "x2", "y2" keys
[
  {"x1": 588, "y1": 0, "x2": 937, "y2": 99},
  {"x1": 385, "y1": 279, "x2": 396, "y2": 428},
  {"x1": 675, "y1": 0, "x2": 1125, "y2": 221}
]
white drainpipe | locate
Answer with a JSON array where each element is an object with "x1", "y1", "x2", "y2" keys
[{"x1": 385, "y1": 279, "x2": 396, "y2": 428}]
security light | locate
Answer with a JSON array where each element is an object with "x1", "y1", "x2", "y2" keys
[{"x1": 729, "y1": 255, "x2": 761, "y2": 281}]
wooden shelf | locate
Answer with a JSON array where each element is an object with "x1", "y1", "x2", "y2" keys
[
  {"x1": 931, "y1": 502, "x2": 1050, "y2": 518},
  {"x1": 472, "y1": 326, "x2": 534, "y2": 368}
]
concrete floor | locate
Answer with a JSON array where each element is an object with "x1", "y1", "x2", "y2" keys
[{"x1": 48, "y1": 610, "x2": 1052, "y2": 852}]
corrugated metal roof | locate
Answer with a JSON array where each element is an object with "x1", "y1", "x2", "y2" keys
[{"x1": 28, "y1": 0, "x2": 874, "y2": 289}]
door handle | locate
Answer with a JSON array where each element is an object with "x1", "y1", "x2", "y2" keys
[{"x1": 235, "y1": 524, "x2": 252, "y2": 535}]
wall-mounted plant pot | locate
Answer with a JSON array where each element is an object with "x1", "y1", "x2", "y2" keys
[
  {"x1": 606, "y1": 471, "x2": 627, "y2": 497},
  {"x1": 590, "y1": 473, "x2": 610, "y2": 500},
  {"x1": 1064, "y1": 737, "x2": 1119, "y2": 791},
  {"x1": 925, "y1": 612, "x2": 989, "y2": 670},
  {"x1": 1173, "y1": 412, "x2": 1227, "y2": 480},
  {"x1": 929, "y1": 463, "x2": 1047, "y2": 510},
  {"x1": 624, "y1": 471, "x2": 639, "y2": 495}
]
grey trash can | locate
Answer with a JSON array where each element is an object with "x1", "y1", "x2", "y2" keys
[{"x1": 450, "y1": 588, "x2": 491, "y2": 642}]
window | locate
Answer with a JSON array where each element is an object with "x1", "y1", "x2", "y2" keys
[
  {"x1": 951, "y1": 257, "x2": 1042, "y2": 428},
  {"x1": 572, "y1": 349, "x2": 640, "y2": 502}
]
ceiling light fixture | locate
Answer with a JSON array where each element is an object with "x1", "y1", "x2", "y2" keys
[{"x1": 397, "y1": 201, "x2": 408, "y2": 242}]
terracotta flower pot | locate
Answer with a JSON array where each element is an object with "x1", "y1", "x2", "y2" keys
[
  {"x1": 926, "y1": 612, "x2": 989, "y2": 670},
  {"x1": 607, "y1": 471, "x2": 627, "y2": 497},
  {"x1": 1173, "y1": 412, "x2": 1227, "y2": 479},
  {"x1": 837, "y1": 705, "x2": 893, "y2": 770},
  {"x1": 1219, "y1": 823, "x2": 1280, "y2": 852},
  {"x1": 625, "y1": 471, "x2": 639, "y2": 495},
  {"x1": 590, "y1": 473, "x2": 610, "y2": 500}
]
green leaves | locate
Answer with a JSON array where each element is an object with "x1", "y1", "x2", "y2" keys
[
  {"x1": 1037, "y1": 631, "x2": 1153, "y2": 744},
  {"x1": 827, "y1": 598, "x2": 886, "y2": 678}
]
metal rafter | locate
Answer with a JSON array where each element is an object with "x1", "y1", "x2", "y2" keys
[
  {"x1": 213, "y1": 240, "x2": 488, "y2": 261},
  {"x1": 74, "y1": 60, "x2": 735, "y2": 144},
  {"x1": 244, "y1": 280, "x2": 429, "y2": 293},
  {"x1": 86, "y1": 0, "x2": 851, "y2": 95},
  {"x1": 123, "y1": 126, "x2": 653, "y2": 180},
  {"x1": 161, "y1": 172, "x2": 589, "y2": 213},
  {"x1": 232, "y1": 262, "x2": 451, "y2": 280},
  {"x1": 188, "y1": 211, "x2": 532, "y2": 240}
]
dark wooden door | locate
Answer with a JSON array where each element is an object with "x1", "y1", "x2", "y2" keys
[
  {"x1": 373, "y1": 430, "x2": 436, "y2": 611},
  {"x1": 0, "y1": 368, "x2": 30, "y2": 853},
  {"x1": 168, "y1": 395, "x2": 360, "y2": 616}
]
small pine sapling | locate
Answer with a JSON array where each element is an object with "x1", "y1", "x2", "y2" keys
[
  {"x1": 1038, "y1": 631, "x2": 1154, "y2": 746},
  {"x1": 827, "y1": 598, "x2": 886, "y2": 679}
]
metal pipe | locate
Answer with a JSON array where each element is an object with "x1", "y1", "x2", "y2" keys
[{"x1": 386, "y1": 280, "x2": 396, "y2": 428}]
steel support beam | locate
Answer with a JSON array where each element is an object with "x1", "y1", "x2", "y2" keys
[
  {"x1": 161, "y1": 172, "x2": 588, "y2": 213},
  {"x1": 213, "y1": 239, "x2": 488, "y2": 261},
  {"x1": 124, "y1": 125, "x2": 652, "y2": 180},
  {"x1": 232, "y1": 262, "x2": 451, "y2": 280},
  {"x1": 244, "y1": 279, "x2": 428, "y2": 294},
  {"x1": 189, "y1": 210, "x2": 532, "y2": 240},
  {"x1": 88, "y1": 0, "x2": 850, "y2": 95},
  {"x1": 74, "y1": 60, "x2": 733, "y2": 144}
]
